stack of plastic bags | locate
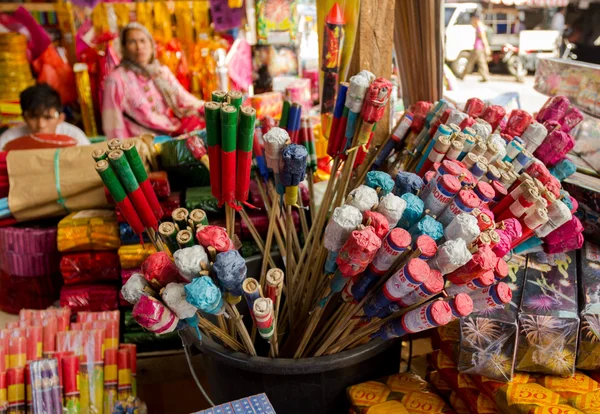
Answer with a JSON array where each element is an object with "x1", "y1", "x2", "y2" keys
[
  {"x1": 0, "y1": 226, "x2": 61, "y2": 313},
  {"x1": 57, "y1": 210, "x2": 120, "y2": 312}
]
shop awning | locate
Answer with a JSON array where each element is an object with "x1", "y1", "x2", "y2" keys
[{"x1": 487, "y1": 0, "x2": 569, "y2": 6}]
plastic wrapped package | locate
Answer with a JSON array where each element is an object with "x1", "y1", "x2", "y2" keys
[
  {"x1": 60, "y1": 284, "x2": 119, "y2": 313},
  {"x1": 148, "y1": 171, "x2": 170, "y2": 198},
  {"x1": 60, "y1": 252, "x2": 120, "y2": 285},
  {"x1": 516, "y1": 251, "x2": 579, "y2": 376},
  {"x1": 157, "y1": 138, "x2": 210, "y2": 191},
  {"x1": 0, "y1": 250, "x2": 60, "y2": 277},
  {"x1": 132, "y1": 296, "x2": 178, "y2": 335},
  {"x1": 57, "y1": 210, "x2": 120, "y2": 252},
  {"x1": 346, "y1": 371, "x2": 454, "y2": 413},
  {"x1": 0, "y1": 270, "x2": 61, "y2": 314},
  {"x1": 29, "y1": 358, "x2": 62, "y2": 414},
  {"x1": 0, "y1": 227, "x2": 57, "y2": 253},
  {"x1": 118, "y1": 244, "x2": 156, "y2": 269},
  {"x1": 457, "y1": 254, "x2": 527, "y2": 382},
  {"x1": 577, "y1": 242, "x2": 600, "y2": 370},
  {"x1": 184, "y1": 187, "x2": 221, "y2": 214}
]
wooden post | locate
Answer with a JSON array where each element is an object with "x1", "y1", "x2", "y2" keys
[{"x1": 348, "y1": 0, "x2": 395, "y2": 180}]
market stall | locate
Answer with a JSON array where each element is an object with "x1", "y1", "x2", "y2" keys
[{"x1": 0, "y1": 0, "x2": 598, "y2": 413}]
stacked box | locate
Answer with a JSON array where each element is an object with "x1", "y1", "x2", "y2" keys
[
  {"x1": 515, "y1": 251, "x2": 579, "y2": 377},
  {"x1": 577, "y1": 242, "x2": 600, "y2": 370},
  {"x1": 457, "y1": 254, "x2": 528, "y2": 382}
]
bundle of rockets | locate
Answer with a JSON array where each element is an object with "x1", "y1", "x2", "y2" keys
[
  {"x1": 0, "y1": 309, "x2": 138, "y2": 414},
  {"x1": 93, "y1": 66, "x2": 584, "y2": 360}
]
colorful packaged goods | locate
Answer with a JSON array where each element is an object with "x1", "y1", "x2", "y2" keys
[
  {"x1": 516, "y1": 251, "x2": 579, "y2": 376},
  {"x1": 60, "y1": 285, "x2": 119, "y2": 313},
  {"x1": 347, "y1": 371, "x2": 454, "y2": 414},
  {"x1": 118, "y1": 244, "x2": 156, "y2": 270},
  {"x1": 457, "y1": 254, "x2": 528, "y2": 382},
  {"x1": 577, "y1": 242, "x2": 600, "y2": 370},
  {"x1": 60, "y1": 252, "x2": 121, "y2": 285},
  {"x1": 57, "y1": 210, "x2": 120, "y2": 252}
]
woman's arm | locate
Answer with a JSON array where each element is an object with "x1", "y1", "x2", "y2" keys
[
  {"x1": 162, "y1": 68, "x2": 205, "y2": 111},
  {"x1": 102, "y1": 73, "x2": 129, "y2": 139}
]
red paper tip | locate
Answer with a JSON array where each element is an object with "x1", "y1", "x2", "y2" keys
[{"x1": 326, "y1": 3, "x2": 345, "y2": 25}]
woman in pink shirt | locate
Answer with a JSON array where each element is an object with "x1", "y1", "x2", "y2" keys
[
  {"x1": 459, "y1": 12, "x2": 491, "y2": 82},
  {"x1": 102, "y1": 23, "x2": 204, "y2": 139}
]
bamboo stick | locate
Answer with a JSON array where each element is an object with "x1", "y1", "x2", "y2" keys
[{"x1": 225, "y1": 302, "x2": 257, "y2": 356}]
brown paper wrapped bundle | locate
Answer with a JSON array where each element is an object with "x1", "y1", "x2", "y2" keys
[{"x1": 7, "y1": 140, "x2": 155, "y2": 222}]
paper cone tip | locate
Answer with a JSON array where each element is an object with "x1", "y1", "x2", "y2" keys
[{"x1": 327, "y1": 3, "x2": 345, "y2": 25}]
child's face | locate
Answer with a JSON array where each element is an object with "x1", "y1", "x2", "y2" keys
[{"x1": 24, "y1": 108, "x2": 65, "y2": 134}]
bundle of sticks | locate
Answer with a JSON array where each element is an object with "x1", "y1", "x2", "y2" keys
[{"x1": 98, "y1": 78, "x2": 584, "y2": 360}]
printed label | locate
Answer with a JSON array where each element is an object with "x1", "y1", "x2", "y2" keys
[
  {"x1": 506, "y1": 383, "x2": 560, "y2": 407},
  {"x1": 401, "y1": 391, "x2": 446, "y2": 413},
  {"x1": 371, "y1": 239, "x2": 403, "y2": 273},
  {"x1": 573, "y1": 390, "x2": 600, "y2": 411},
  {"x1": 531, "y1": 405, "x2": 585, "y2": 414},
  {"x1": 425, "y1": 183, "x2": 453, "y2": 216},
  {"x1": 401, "y1": 304, "x2": 433, "y2": 333},
  {"x1": 542, "y1": 373, "x2": 597, "y2": 395},
  {"x1": 385, "y1": 267, "x2": 419, "y2": 300},
  {"x1": 7, "y1": 384, "x2": 24, "y2": 404},
  {"x1": 348, "y1": 381, "x2": 390, "y2": 406},
  {"x1": 446, "y1": 282, "x2": 475, "y2": 297},
  {"x1": 364, "y1": 400, "x2": 410, "y2": 413},
  {"x1": 387, "y1": 373, "x2": 428, "y2": 393},
  {"x1": 398, "y1": 287, "x2": 431, "y2": 307}
]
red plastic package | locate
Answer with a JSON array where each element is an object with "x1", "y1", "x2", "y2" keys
[
  {"x1": 60, "y1": 252, "x2": 120, "y2": 285},
  {"x1": 59, "y1": 284, "x2": 119, "y2": 313}
]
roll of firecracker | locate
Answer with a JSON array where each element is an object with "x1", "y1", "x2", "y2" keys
[
  {"x1": 103, "y1": 349, "x2": 118, "y2": 414},
  {"x1": 25, "y1": 326, "x2": 42, "y2": 363},
  {"x1": 265, "y1": 268, "x2": 284, "y2": 305},
  {"x1": 480, "y1": 105, "x2": 506, "y2": 130},
  {"x1": 253, "y1": 298, "x2": 275, "y2": 340},
  {"x1": 464, "y1": 98, "x2": 485, "y2": 118},
  {"x1": 176, "y1": 230, "x2": 194, "y2": 249},
  {"x1": 236, "y1": 106, "x2": 257, "y2": 206},
  {"x1": 218, "y1": 104, "x2": 238, "y2": 207},
  {"x1": 158, "y1": 222, "x2": 179, "y2": 254},
  {"x1": 373, "y1": 113, "x2": 413, "y2": 169},
  {"x1": 363, "y1": 259, "x2": 430, "y2": 318},
  {"x1": 142, "y1": 252, "x2": 185, "y2": 289},
  {"x1": 42, "y1": 316, "x2": 57, "y2": 355},
  {"x1": 421, "y1": 160, "x2": 462, "y2": 199},
  {"x1": 445, "y1": 269, "x2": 495, "y2": 297},
  {"x1": 320, "y1": 3, "x2": 345, "y2": 121},
  {"x1": 299, "y1": 117, "x2": 318, "y2": 171},
  {"x1": 351, "y1": 228, "x2": 411, "y2": 302},
  {"x1": 117, "y1": 349, "x2": 132, "y2": 400},
  {"x1": 438, "y1": 189, "x2": 481, "y2": 227},
  {"x1": 132, "y1": 296, "x2": 179, "y2": 335},
  {"x1": 92, "y1": 148, "x2": 108, "y2": 162},
  {"x1": 242, "y1": 278, "x2": 261, "y2": 319},
  {"x1": 511, "y1": 208, "x2": 549, "y2": 248},
  {"x1": 7, "y1": 367, "x2": 25, "y2": 414},
  {"x1": 326, "y1": 82, "x2": 348, "y2": 157},
  {"x1": 93, "y1": 319, "x2": 118, "y2": 351},
  {"x1": 287, "y1": 103, "x2": 301, "y2": 143},
  {"x1": 281, "y1": 144, "x2": 308, "y2": 206},
  {"x1": 373, "y1": 300, "x2": 453, "y2": 340},
  {"x1": 0, "y1": 371, "x2": 6, "y2": 413},
  {"x1": 279, "y1": 100, "x2": 290, "y2": 129},
  {"x1": 354, "y1": 79, "x2": 393, "y2": 155},
  {"x1": 414, "y1": 235, "x2": 437, "y2": 260},
  {"x1": 95, "y1": 160, "x2": 145, "y2": 236},
  {"x1": 488, "y1": 180, "x2": 507, "y2": 208},
  {"x1": 206, "y1": 101, "x2": 223, "y2": 202},
  {"x1": 496, "y1": 188, "x2": 539, "y2": 222},
  {"x1": 121, "y1": 141, "x2": 163, "y2": 221},
  {"x1": 189, "y1": 209, "x2": 208, "y2": 231},
  {"x1": 445, "y1": 293, "x2": 474, "y2": 321},
  {"x1": 62, "y1": 356, "x2": 80, "y2": 414},
  {"x1": 253, "y1": 129, "x2": 269, "y2": 181},
  {"x1": 396, "y1": 269, "x2": 444, "y2": 308},
  {"x1": 423, "y1": 174, "x2": 461, "y2": 217},
  {"x1": 445, "y1": 140, "x2": 464, "y2": 161},
  {"x1": 9, "y1": 337, "x2": 26, "y2": 369},
  {"x1": 119, "y1": 344, "x2": 137, "y2": 397},
  {"x1": 196, "y1": 225, "x2": 234, "y2": 253},
  {"x1": 445, "y1": 244, "x2": 496, "y2": 285},
  {"x1": 469, "y1": 281, "x2": 512, "y2": 313},
  {"x1": 415, "y1": 124, "x2": 453, "y2": 175},
  {"x1": 107, "y1": 150, "x2": 158, "y2": 230}
]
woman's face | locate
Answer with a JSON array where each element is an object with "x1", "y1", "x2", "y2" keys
[{"x1": 124, "y1": 29, "x2": 153, "y2": 65}]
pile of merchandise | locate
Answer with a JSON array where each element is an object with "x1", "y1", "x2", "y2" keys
[{"x1": 0, "y1": 309, "x2": 143, "y2": 413}]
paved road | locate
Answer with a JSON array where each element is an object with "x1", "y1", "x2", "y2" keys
[{"x1": 446, "y1": 73, "x2": 549, "y2": 114}]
